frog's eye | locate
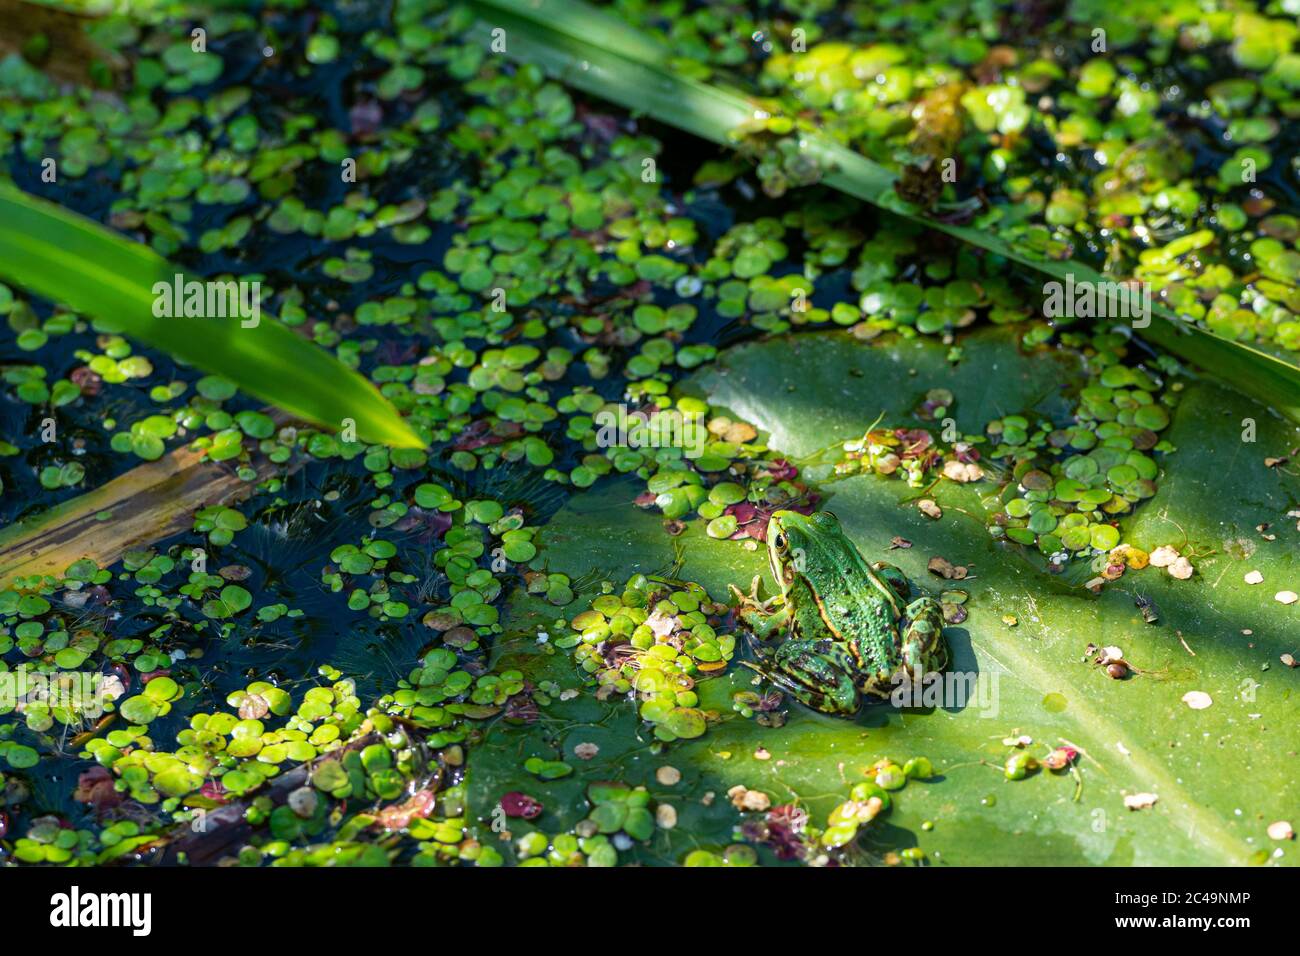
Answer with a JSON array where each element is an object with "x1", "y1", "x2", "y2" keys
[{"x1": 773, "y1": 532, "x2": 788, "y2": 552}]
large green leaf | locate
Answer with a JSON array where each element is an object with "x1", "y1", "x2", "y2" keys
[
  {"x1": 0, "y1": 184, "x2": 423, "y2": 448},
  {"x1": 477, "y1": 328, "x2": 1298, "y2": 865},
  {"x1": 465, "y1": 0, "x2": 1300, "y2": 427}
]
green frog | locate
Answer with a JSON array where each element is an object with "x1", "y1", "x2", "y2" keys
[{"x1": 731, "y1": 510, "x2": 948, "y2": 715}]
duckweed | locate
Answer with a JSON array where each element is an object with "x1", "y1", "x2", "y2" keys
[{"x1": 557, "y1": 574, "x2": 735, "y2": 742}]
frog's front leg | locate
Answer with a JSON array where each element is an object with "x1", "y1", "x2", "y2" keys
[
  {"x1": 747, "y1": 639, "x2": 860, "y2": 715},
  {"x1": 729, "y1": 575, "x2": 789, "y2": 640},
  {"x1": 899, "y1": 597, "x2": 948, "y2": 676},
  {"x1": 736, "y1": 600, "x2": 790, "y2": 640}
]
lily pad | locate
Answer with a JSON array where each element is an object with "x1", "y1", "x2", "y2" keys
[{"x1": 479, "y1": 330, "x2": 1298, "y2": 866}]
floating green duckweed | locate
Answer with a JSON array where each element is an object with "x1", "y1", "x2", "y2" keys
[
  {"x1": 557, "y1": 574, "x2": 735, "y2": 742},
  {"x1": 738, "y1": 757, "x2": 934, "y2": 865}
]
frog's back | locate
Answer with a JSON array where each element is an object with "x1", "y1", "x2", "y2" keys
[{"x1": 814, "y1": 533, "x2": 904, "y2": 674}]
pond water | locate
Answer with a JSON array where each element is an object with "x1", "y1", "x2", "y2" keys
[{"x1": 0, "y1": 0, "x2": 1296, "y2": 868}]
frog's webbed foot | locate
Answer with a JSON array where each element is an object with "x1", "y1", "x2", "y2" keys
[
  {"x1": 729, "y1": 575, "x2": 773, "y2": 610},
  {"x1": 728, "y1": 575, "x2": 756, "y2": 607},
  {"x1": 730, "y1": 576, "x2": 788, "y2": 640}
]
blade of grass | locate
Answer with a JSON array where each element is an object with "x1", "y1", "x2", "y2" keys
[
  {"x1": 0, "y1": 185, "x2": 424, "y2": 448},
  {"x1": 466, "y1": 0, "x2": 1300, "y2": 425}
]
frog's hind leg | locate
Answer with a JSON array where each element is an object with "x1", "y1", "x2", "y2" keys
[
  {"x1": 744, "y1": 639, "x2": 860, "y2": 715},
  {"x1": 900, "y1": 597, "x2": 948, "y2": 674},
  {"x1": 871, "y1": 562, "x2": 911, "y2": 602}
]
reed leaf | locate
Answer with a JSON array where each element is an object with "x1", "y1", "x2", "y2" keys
[
  {"x1": 466, "y1": 0, "x2": 1300, "y2": 425},
  {"x1": 0, "y1": 184, "x2": 423, "y2": 448}
]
